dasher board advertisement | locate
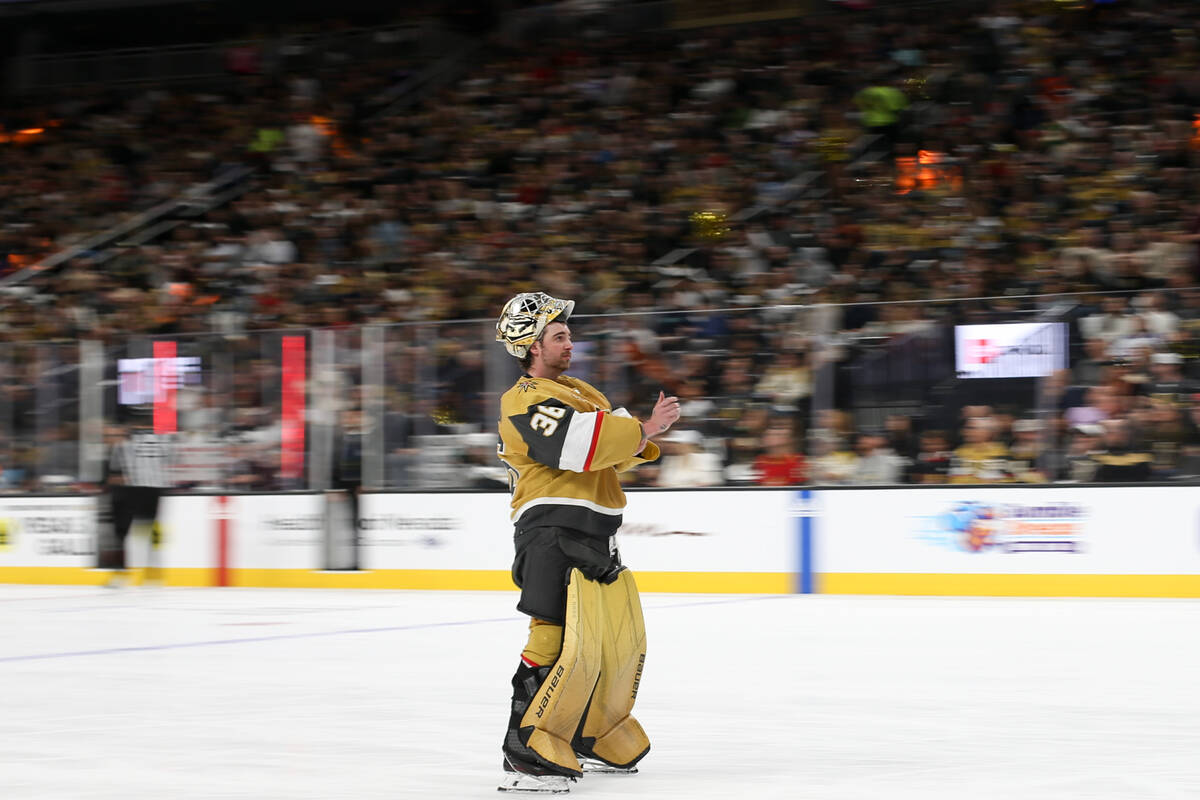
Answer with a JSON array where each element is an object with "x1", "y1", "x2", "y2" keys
[
  {"x1": 358, "y1": 491, "x2": 794, "y2": 574},
  {"x1": 0, "y1": 496, "x2": 98, "y2": 567},
  {"x1": 818, "y1": 487, "x2": 1200, "y2": 575}
]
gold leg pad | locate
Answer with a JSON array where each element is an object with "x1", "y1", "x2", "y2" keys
[
  {"x1": 577, "y1": 569, "x2": 650, "y2": 768},
  {"x1": 518, "y1": 568, "x2": 603, "y2": 776}
]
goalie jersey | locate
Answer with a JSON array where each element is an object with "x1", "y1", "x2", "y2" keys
[{"x1": 498, "y1": 375, "x2": 660, "y2": 538}]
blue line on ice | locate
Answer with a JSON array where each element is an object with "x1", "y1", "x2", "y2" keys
[{"x1": 0, "y1": 594, "x2": 784, "y2": 663}]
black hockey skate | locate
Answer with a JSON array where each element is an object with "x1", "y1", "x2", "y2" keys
[{"x1": 500, "y1": 661, "x2": 581, "y2": 792}]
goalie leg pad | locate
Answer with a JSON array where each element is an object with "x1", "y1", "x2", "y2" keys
[
  {"x1": 573, "y1": 568, "x2": 650, "y2": 770},
  {"x1": 510, "y1": 568, "x2": 602, "y2": 778}
]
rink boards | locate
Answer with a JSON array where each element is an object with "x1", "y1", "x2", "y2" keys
[{"x1": 0, "y1": 486, "x2": 1198, "y2": 597}]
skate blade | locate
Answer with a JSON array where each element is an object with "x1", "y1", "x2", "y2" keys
[
  {"x1": 497, "y1": 772, "x2": 571, "y2": 793},
  {"x1": 580, "y1": 758, "x2": 638, "y2": 775}
]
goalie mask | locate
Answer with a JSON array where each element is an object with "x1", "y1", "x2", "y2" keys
[{"x1": 496, "y1": 292, "x2": 575, "y2": 359}]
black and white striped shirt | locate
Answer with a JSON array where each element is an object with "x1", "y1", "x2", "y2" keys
[{"x1": 109, "y1": 432, "x2": 174, "y2": 488}]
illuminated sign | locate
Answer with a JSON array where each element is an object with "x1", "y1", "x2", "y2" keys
[
  {"x1": 954, "y1": 323, "x2": 1068, "y2": 379},
  {"x1": 895, "y1": 150, "x2": 961, "y2": 195},
  {"x1": 117, "y1": 356, "x2": 201, "y2": 405}
]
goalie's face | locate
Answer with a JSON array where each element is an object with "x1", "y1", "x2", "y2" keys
[{"x1": 529, "y1": 321, "x2": 573, "y2": 378}]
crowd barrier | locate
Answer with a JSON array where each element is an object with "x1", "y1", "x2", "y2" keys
[{"x1": 1, "y1": 486, "x2": 1197, "y2": 597}]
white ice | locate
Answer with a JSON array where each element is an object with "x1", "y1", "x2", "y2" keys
[{"x1": 2, "y1": 585, "x2": 1199, "y2": 800}]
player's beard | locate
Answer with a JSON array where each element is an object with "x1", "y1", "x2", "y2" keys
[
  {"x1": 532, "y1": 344, "x2": 571, "y2": 377},
  {"x1": 550, "y1": 351, "x2": 571, "y2": 372}
]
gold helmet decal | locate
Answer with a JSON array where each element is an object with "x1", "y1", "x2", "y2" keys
[{"x1": 496, "y1": 292, "x2": 575, "y2": 358}]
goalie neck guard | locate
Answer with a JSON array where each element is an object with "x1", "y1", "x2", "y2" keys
[{"x1": 496, "y1": 292, "x2": 575, "y2": 359}]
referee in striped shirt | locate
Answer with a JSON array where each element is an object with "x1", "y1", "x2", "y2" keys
[{"x1": 104, "y1": 424, "x2": 173, "y2": 585}]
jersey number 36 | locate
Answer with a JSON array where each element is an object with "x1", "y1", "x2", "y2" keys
[{"x1": 529, "y1": 404, "x2": 567, "y2": 436}]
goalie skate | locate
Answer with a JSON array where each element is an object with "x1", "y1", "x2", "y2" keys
[
  {"x1": 498, "y1": 759, "x2": 572, "y2": 794},
  {"x1": 578, "y1": 754, "x2": 638, "y2": 775}
]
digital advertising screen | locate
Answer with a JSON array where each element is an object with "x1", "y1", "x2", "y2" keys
[
  {"x1": 117, "y1": 356, "x2": 202, "y2": 405},
  {"x1": 954, "y1": 322, "x2": 1068, "y2": 379}
]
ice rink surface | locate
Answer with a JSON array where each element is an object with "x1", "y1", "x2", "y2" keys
[{"x1": 3, "y1": 585, "x2": 1199, "y2": 800}]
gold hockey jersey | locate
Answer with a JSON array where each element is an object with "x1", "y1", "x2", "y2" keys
[{"x1": 498, "y1": 374, "x2": 660, "y2": 537}]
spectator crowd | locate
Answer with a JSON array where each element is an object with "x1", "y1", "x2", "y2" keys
[{"x1": 1, "y1": 0, "x2": 1199, "y2": 492}]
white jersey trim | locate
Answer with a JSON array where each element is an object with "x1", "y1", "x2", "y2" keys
[
  {"x1": 558, "y1": 410, "x2": 601, "y2": 472},
  {"x1": 511, "y1": 495, "x2": 625, "y2": 522}
]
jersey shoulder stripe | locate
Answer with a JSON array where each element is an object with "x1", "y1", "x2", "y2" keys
[{"x1": 581, "y1": 411, "x2": 605, "y2": 471}]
